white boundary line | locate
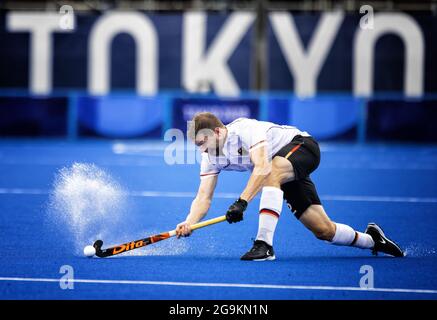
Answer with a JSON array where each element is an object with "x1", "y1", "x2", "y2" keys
[
  {"x1": 0, "y1": 188, "x2": 47, "y2": 195},
  {"x1": 0, "y1": 277, "x2": 436, "y2": 294},
  {"x1": 320, "y1": 195, "x2": 437, "y2": 203},
  {"x1": 1, "y1": 188, "x2": 437, "y2": 203}
]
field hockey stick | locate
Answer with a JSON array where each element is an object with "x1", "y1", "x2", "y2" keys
[{"x1": 92, "y1": 215, "x2": 227, "y2": 258}]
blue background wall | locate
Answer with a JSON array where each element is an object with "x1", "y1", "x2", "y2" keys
[{"x1": 0, "y1": 11, "x2": 436, "y2": 141}]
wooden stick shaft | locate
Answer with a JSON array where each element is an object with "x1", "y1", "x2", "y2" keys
[
  {"x1": 191, "y1": 215, "x2": 227, "y2": 230},
  {"x1": 168, "y1": 215, "x2": 227, "y2": 237}
]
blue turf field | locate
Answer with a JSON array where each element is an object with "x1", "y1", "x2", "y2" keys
[{"x1": 0, "y1": 140, "x2": 437, "y2": 300}]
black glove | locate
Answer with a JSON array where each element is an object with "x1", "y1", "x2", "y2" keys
[{"x1": 226, "y1": 198, "x2": 248, "y2": 223}]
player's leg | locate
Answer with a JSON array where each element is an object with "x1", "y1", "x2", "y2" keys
[
  {"x1": 241, "y1": 135, "x2": 313, "y2": 261},
  {"x1": 240, "y1": 157, "x2": 293, "y2": 261},
  {"x1": 298, "y1": 204, "x2": 375, "y2": 249},
  {"x1": 297, "y1": 204, "x2": 335, "y2": 241},
  {"x1": 288, "y1": 180, "x2": 404, "y2": 257},
  {"x1": 285, "y1": 180, "x2": 375, "y2": 249}
]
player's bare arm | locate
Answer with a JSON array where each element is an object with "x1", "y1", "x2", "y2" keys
[
  {"x1": 225, "y1": 145, "x2": 294, "y2": 224},
  {"x1": 176, "y1": 174, "x2": 218, "y2": 237},
  {"x1": 239, "y1": 145, "x2": 271, "y2": 203},
  {"x1": 226, "y1": 145, "x2": 274, "y2": 224}
]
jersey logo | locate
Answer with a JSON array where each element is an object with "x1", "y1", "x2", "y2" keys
[{"x1": 238, "y1": 147, "x2": 243, "y2": 155}]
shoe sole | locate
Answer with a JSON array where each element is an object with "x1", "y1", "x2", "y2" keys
[
  {"x1": 367, "y1": 223, "x2": 405, "y2": 257},
  {"x1": 252, "y1": 255, "x2": 276, "y2": 261}
]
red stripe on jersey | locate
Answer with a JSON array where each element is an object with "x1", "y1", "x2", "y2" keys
[
  {"x1": 260, "y1": 209, "x2": 280, "y2": 219},
  {"x1": 200, "y1": 172, "x2": 219, "y2": 177}
]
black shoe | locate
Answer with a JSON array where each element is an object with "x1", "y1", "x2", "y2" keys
[
  {"x1": 365, "y1": 223, "x2": 405, "y2": 257},
  {"x1": 240, "y1": 240, "x2": 276, "y2": 261}
]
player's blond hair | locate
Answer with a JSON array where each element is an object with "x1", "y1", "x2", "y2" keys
[{"x1": 187, "y1": 112, "x2": 225, "y2": 141}]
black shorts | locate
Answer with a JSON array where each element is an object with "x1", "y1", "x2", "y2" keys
[{"x1": 274, "y1": 135, "x2": 322, "y2": 219}]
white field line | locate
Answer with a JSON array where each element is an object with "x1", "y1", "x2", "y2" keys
[
  {"x1": 0, "y1": 277, "x2": 436, "y2": 295},
  {"x1": 0, "y1": 188, "x2": 48, "y2": 195},
  {"x1": 320, "y1": 195, "x2": 437, "y2": 203},
  {"x1": 1, "y1": 188, "x2": 437, "y2": 203},
  {"x1": 1, "y1": 159, "x2": 437, "y2": 170}
]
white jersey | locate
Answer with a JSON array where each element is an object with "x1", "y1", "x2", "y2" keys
[{"x1": 200, "y1": 118, "x2": 310, "y2": 179}]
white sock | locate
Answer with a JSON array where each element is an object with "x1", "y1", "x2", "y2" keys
[
  {"x1": 330, "y1": 223, "x2": 374, "y2": 249},
  {"x1": 354, "y1": 231, "x2": 375, "y2": 249},
  {"x1": 256, "y1": 187, "x2": 283, "y2": 246}
]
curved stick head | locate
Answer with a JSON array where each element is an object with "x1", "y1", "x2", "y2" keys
[{"x1": 93, "y1": 240, "x2": 103, "y2": 253}]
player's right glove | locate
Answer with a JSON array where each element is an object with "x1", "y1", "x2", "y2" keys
[{"x1": 226, "y1": 198, "x2": 248, "y2": 224}]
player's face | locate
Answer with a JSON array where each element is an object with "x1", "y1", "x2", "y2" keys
[
  {"x1": 195, "y1": 132, "x2": 219, "y2": 153},
  {"x1": 194, "y1": 133, "x2": 209, "y2": 152}
]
